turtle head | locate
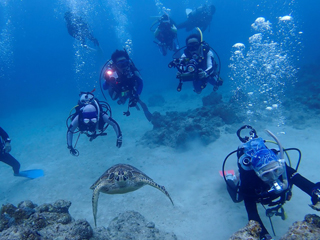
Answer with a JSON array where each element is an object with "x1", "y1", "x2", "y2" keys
[{"x1": 112, "y1": 169, "x2": 133, "y2": 182}]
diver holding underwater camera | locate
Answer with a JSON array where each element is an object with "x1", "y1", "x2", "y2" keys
[
  {"x1": 221, "y1": 125, "x2": 320, "y2": 240},
  {"x1": 168, "y1": 28, "x2": 223, "y2": 94}
]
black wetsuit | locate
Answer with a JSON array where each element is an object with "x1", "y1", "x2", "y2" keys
[
  {"x1": 103, "y1": 64, "x2": 143, "y2": 104},
  {"x1": 64, "y1": 11, "x2": 99, "y2": 46},
  {"x1": 0, "y1": 127, "x2": 20, "y2": 174},
  {"x1": 228, "y1": 150, "x2": 317, "y2": 237}
]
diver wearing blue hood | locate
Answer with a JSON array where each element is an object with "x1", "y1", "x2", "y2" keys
[
  {"x1": 66, "y1": 92, "x2": 122, "y2": 156},
  {"x1": 222, "y1": 125, "x2": 320, "y2": 240}
]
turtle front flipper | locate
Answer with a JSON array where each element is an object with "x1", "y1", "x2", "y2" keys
[
  {"x1": 139, "y1": 176, "x2": 174, "y2": 206},
  {"x1": 92, "y1": 182, "x2": 106, "y2": 227}
]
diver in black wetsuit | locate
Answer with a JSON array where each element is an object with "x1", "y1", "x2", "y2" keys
[
  {"x1": 0, "y1": 127, "x2": 20, "y2": 175},
  {"x1": 223, "y1": 125, "x2": 320, "y2": 240},
  {"x1": 177, "y1": 4, "x2": 215, "y2": 32},
  {"x1": 64, "y1": 11, "x2": 99, "y2": 47}
]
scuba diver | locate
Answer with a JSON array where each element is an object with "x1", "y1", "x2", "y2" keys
[
  {"x1": 101, "y1": 49, "x2": 152, "y2": 121},
  {"x1": 0, "y1": 127, "x2": 43, "y2": 179},
  {"x1": 64, "y1": 11, "x2": 99, "y2": 47},
  {"x1": 151, "y1": 13, "x2": 179, "y2": 56},
  {"x1": 221, "y1": 125, "x2": 320, "y2": 240},
  {"x1": 66, "y1": 91, "x2": 122, "y2": 156},
  {"x1": 168, "y1": 30, "x2": 223, "y2": 93},
  {"x1": 177, "y1": 4, "x2": 216, "y2": 32}
]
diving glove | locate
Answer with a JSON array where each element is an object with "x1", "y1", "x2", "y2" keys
[
  {"x1": 68, "y1": 146, "x2": 79, "y2": 157},
  {"x1": 261, "y1": 234, "x2": 274, "y2": 240},
  {"x1": 3, "y1": 141, "x2": 11, "y2": 153},
  {"x1": 309, "y1": 182, "x2": 320, "y2": 211},
  {"x1": 198, "y1": 70, "x2": 208, "y2": 79}
]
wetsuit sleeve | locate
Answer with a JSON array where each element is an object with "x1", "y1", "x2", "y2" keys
[
  {"x1": 102, "y1": 114, "x2": 122, "y2": 138},
  {"x1": 239, "y1": 166, "x2": 270, "y2": 236},
  {"x1": 171, "y1": 24, "x2": 177, "y2": 34},
  {"x1": 288, "y1": 165, "x2": 316, "y2": 196},
  {"x1": 154, "y1": 26, "x2": 160, "y2": 37},
  {"x1": 244, "y1": 198, "x2": 269, "y2": 236},
  {"x1": 133, "y1": 71, "x2": 143, "y2": 96},
  {"x1": 205, "y1": 51, "x2": 216, "y2": 76},
  {"x1": 0, "y1": 127, "x2": 9, "y2": 141},
  {"x1": 67, "y1": 116, "x2": 79, "y2": 148}
]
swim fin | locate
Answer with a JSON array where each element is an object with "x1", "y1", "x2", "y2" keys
[
  {"x1": 186, "y1": 8, "x2": 192, "y2": 16},
  {"x1": 15, "y1": 169, "x2": 44, "y2": 179},
  {"x1": 219, "y1": 170, "x2": 235, "y2": 178}
]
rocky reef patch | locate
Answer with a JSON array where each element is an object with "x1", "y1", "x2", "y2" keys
[
  {"x1": 142, "y1": 93, "x2": 244, "y2": 148},
  {"x1": 0, "y1": 200, "x2": 177, "y2": 240}
]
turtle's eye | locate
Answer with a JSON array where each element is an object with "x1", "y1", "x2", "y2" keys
[{"x1": 109, "y1": 173, "x2": 114, "y2": 180}]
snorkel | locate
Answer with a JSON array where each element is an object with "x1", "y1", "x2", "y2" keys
[{"x1": 265, "y1": 130, "x2": 289, "y2": 194}]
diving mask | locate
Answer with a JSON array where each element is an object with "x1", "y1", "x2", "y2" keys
[
  {"x1": 116, "y1": 59, "x2": 130, "y2": 69},
  {"x1": 187, "y1": 42, "x2": 200, "y2": 51},
  {"x1": 83, "y1": 118, "x2": 97, "y2": 124},
  {"x1": 256, "y1": 160, "x2": 285, "y2": 182},
  {"x1": 82, "y1": 106, "x2": 98, "y2": 125}
]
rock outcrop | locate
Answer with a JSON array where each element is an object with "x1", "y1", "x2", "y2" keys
[
  {"x1": 229, "y1": 214, "x2": 320, "y2": 240},
  {"x1": 0, "y1": 200, "x2": 177, "y2": 240},
  {"x1": 142, "y1": 93, "x2": 243, "y2": 148},
  {"x1": 280, "y1": 214, "x2": 320, "y2": 240}
]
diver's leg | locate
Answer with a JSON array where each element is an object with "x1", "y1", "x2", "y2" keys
[
  {"x1": 0, "y1": 153, "x2": 20, "y2": 175},
  {"x1": 193, "y1": 80, "x2": 203, "y2": 94},
  {"x1": 207, "y1": 76, "x2": 220, "y2": 91}
]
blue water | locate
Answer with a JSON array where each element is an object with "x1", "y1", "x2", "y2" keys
[
  {"x1": 1, "y1": 0, "x2": 319, "y2": 114},
  {"x1": 1, "y1": 1, "x2": 320, "y2": 238}
]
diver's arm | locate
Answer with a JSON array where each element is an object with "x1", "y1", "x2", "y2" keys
[
  {"x1": 244, "y1": 198, "x2": 269, "y2": 236},
  {"x1": 288, "y1": 166, "x2": 316, "y2": 196},
  {"x1": 171, "y1": 24, "x2": 177, "y2": 34},
  {"x1": 134, "y1": 71, "x2": 143, "y2": 95},
  {"x1": 102, "y1": 114, "x2": 121, "y2": 138},
  {"x1": 67, "y1": 116, "x2": 79, "y2": 148},
  {"x1": 0, "y1": 127, "x2": 9, "y2": 141},
  {"x1": 204, "y1": 51, "x2": 215, "y2": 75},
  {"x1": 154, "y1": 26, "x2": 160, "y2": 38}
]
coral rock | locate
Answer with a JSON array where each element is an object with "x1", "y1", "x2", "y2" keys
[
  {"x1": 229, "y1": 220, "x2": 261, "y2": 240},
  {"x1": 280, "y1": 214, "x2": 320, "y2": 240}
]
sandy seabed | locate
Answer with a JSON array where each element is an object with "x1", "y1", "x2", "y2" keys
[{"x1": 1, "y1": 89, "x2": 320, "y2": 240}]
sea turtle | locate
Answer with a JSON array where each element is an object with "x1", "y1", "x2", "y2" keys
[{"x1": 90, "y1": 163, "x2": 174, "y2": 226}]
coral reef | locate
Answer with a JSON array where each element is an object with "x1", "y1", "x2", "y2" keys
[
  {"x1": 228, "y1": 220, "x2": 261, "y2": 240},
  {"x1": 229, "y1": 214, "x2": 320, "y2": 240},
  {"x1": 280, "y1": 214, "x2": 320, "y2": 240},
  {"x1": 0, "y1": 200, "x2": 177, "y2": 240},
  {"x1": 142, "y1": 93, "x2": 243, "y2": 148}
]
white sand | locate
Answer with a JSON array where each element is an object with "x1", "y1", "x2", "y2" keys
[{"x1": 1, "y1": 89, "x2": 320, "y2": 240}]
